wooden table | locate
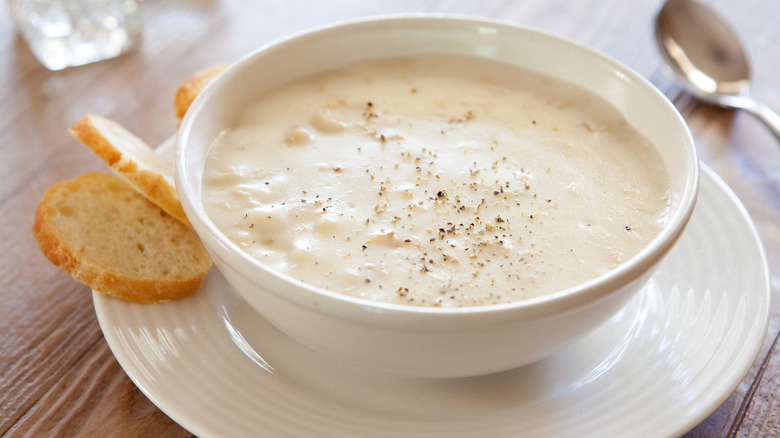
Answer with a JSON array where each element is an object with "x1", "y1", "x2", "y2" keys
[{"x1": 2, "y1": 0, "x2": 778, "y2": 436}]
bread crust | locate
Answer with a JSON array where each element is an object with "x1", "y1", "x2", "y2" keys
[
  {"x1": 32, "y1": 173, "x2": 211, "y2": 303},
  {"x1": 174, "y1": 63, "x2": 229, "y2": 124},
  {"x1": 69, "y1": 114, "x2": 191, "y2": 228}
]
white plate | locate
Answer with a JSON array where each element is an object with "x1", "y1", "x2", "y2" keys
[{"x1": 94, "y1": 150, "x2": 770, "y2": 437}]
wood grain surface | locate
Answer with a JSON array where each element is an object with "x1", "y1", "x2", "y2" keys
[{"x1": 1, "y1": 0, "x2": 778, "y2": 436}]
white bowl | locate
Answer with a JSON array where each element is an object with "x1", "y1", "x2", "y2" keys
[{"x1": 176, "y1": 15, "x2": 699, "y2": 378}]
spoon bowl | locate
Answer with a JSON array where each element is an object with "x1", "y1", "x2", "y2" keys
[{"x1": 655, "y1": 0, "x2": 780, "y2": 140}]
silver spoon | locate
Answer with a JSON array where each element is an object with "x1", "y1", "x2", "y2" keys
[{"x1": 655, "y1": 0, "x2": 780, "y2": 140}]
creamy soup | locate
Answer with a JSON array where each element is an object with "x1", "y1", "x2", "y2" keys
[{"x1": 202, "y1": 55, "x2": 670, "y2": 307}]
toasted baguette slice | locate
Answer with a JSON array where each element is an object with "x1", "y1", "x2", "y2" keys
[
  {"x1": 69, "y1": 114, "x2": 190, "y2": 227},
  {"x1": 174, "y1": 63, "x2": 229, "y2": 124},
  {"x1": 32, "y1": 172, "x2": 212, "y2": 303}
]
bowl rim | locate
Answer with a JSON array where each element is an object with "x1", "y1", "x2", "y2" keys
[{"x1": 176, "y1": 13, "x2": 700, "y2": 319}]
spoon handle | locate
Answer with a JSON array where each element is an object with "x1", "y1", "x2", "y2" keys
[
  {"x1": 747, "y1": 101, "x2": 780, "y2": 142},
  {"x1": 726, "y1": 95, "x2": 780, "y2": 142}
]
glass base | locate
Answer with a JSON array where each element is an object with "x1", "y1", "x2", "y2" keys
[{"x1": 8, "y1": 0, "x2": 141, "y2": 70}]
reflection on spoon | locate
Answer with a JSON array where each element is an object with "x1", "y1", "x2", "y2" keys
[{"x1": 655, "y1": 0, "x2": 780, "y2": 140}]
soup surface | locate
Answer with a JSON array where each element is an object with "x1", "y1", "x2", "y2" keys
[{"x1": 202, "y1": 55, "x2": 670, "y2": 307}]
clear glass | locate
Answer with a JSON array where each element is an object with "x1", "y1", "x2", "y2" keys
[{"x1": 7, "y1": 0, "x2": 141, "y2": 70}]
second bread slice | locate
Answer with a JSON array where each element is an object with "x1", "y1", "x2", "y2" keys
[{"x1": 69, "y1": 114, "x2": 191, "y2": 227}]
